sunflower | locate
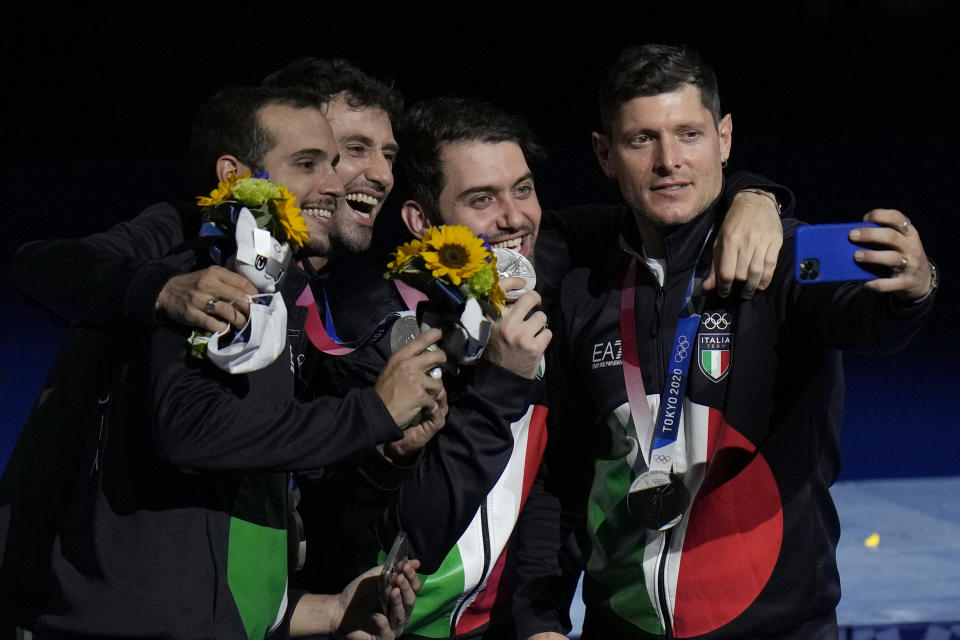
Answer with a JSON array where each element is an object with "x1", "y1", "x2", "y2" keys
[
  {"x1": 196, "y1": 171, "x2": 249, "y2": 207},
  {"x1": 387, "y1": 238, "x2": 424, "y2": 273},
  {"x1": 420, "y1": 225, "x2": 489, "y2": 285},
  {"x1": 271, "y1": 184, "x2": 310, "y2": 248}
]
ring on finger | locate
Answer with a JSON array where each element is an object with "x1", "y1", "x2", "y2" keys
[
  {"x1": 204, "y1": 297, "x2": 218, "y2": 313},
  {"x1": 896, "y1": 253, "x2": 909, "y2": 272},
  {"x1": 901, "y1": 217, "x2": 912, "y2": 234}
]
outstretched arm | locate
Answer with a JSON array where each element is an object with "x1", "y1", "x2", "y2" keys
[
  {"x1": 9, "y1": 202, "x2": 191, "y2": 326},
  {"x1": 545, "y1": 171, "x2": 793, "y2": 300},
  {"x1": 9, "y1": 201, "x2": 257, "y2": 331},
  {"x1": 775, "y1": 215, "x2": 934, "y2": 354}
]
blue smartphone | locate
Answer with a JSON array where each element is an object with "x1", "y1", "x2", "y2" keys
[{"x1": 794, "y1": 222, "x2": 882, "y2": 284}]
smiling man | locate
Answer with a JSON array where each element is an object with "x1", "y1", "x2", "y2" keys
[
  {"x1": 403, "y1": 136, "x2": 540, "y2": 259},
  {"x1": 593, "y1": 82, "x2": 730, "y2": 232},
  {"x1": 538, "y1": 44, "x2": 936, "y2": 640},
  {"x1": 264, "y1": 58, "x2": 401, "y2": 263}
]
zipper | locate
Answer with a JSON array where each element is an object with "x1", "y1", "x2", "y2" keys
[
  {"x1": 656, "y1": 528, "x2": 674, "y2": 638},
  {"x1": 652, "y1": 285, "x2": 666, "y2": 388},
  {"x1": 448, "y1": 498, "x2": 492, "y2": 638}
]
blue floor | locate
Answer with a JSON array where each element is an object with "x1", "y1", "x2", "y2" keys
[
  {"x1": 567, "y1": 477, "x2": 960, "y2": 638},
  {"x1": 834, "y1": 477, "x2": 960, "y2": 636}
]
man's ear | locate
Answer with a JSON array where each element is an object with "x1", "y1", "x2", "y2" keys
[
  {"x1": 215, "y1": 155, "x2": 249, "y2": 184},
  {"x1": 401, "y1": 201, "x2": 432, "y2": 239},
  {"x1": 718, "y1": 114, "x2": 733, "y2": 165},
  {"x1": 591, "y1": 131, "x2": 615, "y2": 179}
]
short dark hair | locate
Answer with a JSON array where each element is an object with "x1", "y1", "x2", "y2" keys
[
  {"x1": 598, "y1": 44, "x2": 721, "y2": 132},
  {"x1": 262, "y1": 58, "x2": 403, "y2": 126},
  {"x1": 398, "y1": 97, "x2": 543, "y2": 221},
  {"x1": 189, "y1": 85, "x2": 326, "y2": 193}
]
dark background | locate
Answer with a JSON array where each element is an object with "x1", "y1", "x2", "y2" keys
[{"x1": 2, "y1": 3, "x2": 957, "y2": 478}]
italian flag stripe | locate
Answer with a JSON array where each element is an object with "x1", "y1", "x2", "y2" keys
[
  {"x1": 701, "y1": 350, "x2": 728, "y2": 378},
  {"x1": 227, "y1": 517, "x2": 287, "y2": 640}
]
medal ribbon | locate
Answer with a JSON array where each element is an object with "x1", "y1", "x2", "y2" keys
[
  {"x1": 394, "y1": 280, "x2": 428, "y2": 311},
  {"x1": 297, "y1": 279, "x2": 355, "y2": 355},
  {"x1": 619, "y1": 230, "x2": 712, "y2": 474},
  {"x1": 296, "y1": 265, "x2": 399, "y2": 355}
]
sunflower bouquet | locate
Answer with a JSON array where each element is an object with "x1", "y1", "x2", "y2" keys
[
  {"x1": 188, "y1": 172, "x2": 309, "y2": 368},
  {"x1": 196, "y1": 171, "x2": 309, "y2": 291},
  {"x1": 386, "y1": 225, "x2": 507, "y2": 317},
  {"x1": 385, "y1": 225, "x2": 507, "y2": 368}
]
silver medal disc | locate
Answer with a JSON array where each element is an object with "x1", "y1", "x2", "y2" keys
[
  {"x1": 389, "y1": 314, "x2": 421, "y2": 353},
  {"x1": 492, "y1": 247, "x2": 536, "y2": 299},
  {"x1": 626, "y1": 470, "x2": 690, "y2": 531}
]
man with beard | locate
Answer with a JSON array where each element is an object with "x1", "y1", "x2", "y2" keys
[{"x1": 536, "y1": 44, "x2": 936, "y2": 640}]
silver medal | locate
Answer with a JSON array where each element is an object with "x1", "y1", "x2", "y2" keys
[
  {"x1": 627, "y1": 470, "x2": 690, "y2": 531},
  {"x1": 492, "y1": 247, "x2": 536, "y2": 299},
  {"x1": 389, "y1": 314, "x2": 421, "y2": 353}
]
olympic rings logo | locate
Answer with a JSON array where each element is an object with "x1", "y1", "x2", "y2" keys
[
  {"x1": 652, "y1": 455, "x2": 672, "y2": 464},
  {"x1": 701, "y1": 312, "x2": 731, "y2": 331},
  {"x1": 674, "y1": 336, "x2": 689, "y2": 362}
]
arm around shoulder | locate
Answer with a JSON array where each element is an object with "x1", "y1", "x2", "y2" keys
[{"x1": 9, "y1": 202, "x2": 193, "y2": 326}]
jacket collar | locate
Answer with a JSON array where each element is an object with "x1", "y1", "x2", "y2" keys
[{"x1": 620, "y1": 193, "x2": 723, "y2": 277}]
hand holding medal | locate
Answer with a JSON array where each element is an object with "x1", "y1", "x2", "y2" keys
[{"x1": 492, "y1": 246, "x2": 536, "y2": 299}]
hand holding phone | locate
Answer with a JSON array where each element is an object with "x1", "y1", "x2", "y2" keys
[
  {"x1": 795, "y1": 222, "x2": 881, "y2": 283},
  {"x1": 795, "y1": 210, "x2": 934, "y2": 302},
  {"x1": 380, "y1": 532, "x2": 410, "y2": 613}
]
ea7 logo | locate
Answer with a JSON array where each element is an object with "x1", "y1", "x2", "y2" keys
[{"x1": 592, "y1": 340, "x2": 622, "y2": 370}]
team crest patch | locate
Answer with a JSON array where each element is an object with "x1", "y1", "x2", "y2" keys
[{"x1": 698, "y1": 311, "x2": 732, "y2": 382}]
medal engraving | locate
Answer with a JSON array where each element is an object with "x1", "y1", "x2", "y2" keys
[
  {"x1": 492, "y1": 247, "x2": 536, "y2": 299},
  {"x1": 389, "y1": 315, "x2": 421, "y2": 353}
]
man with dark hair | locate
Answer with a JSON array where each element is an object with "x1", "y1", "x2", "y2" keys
[
  {"x1": 398, "y1": 97, "x2": 543, "y2": 230},
  {"x1": 187, "y1": 85, "x2": 339, "y2": 194},
  {"x1": 3, "y1": 84, "x2": 429, "y2": 639},
  {"x1": 597, "y1": 44, "x2": 722, "y2": 129},
  {"x1": 264, "y1": 58, "x2": 404, "y2": 123},
  {"x1": 537, "y1": 43, "x2": 936, "y2": 639}
]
